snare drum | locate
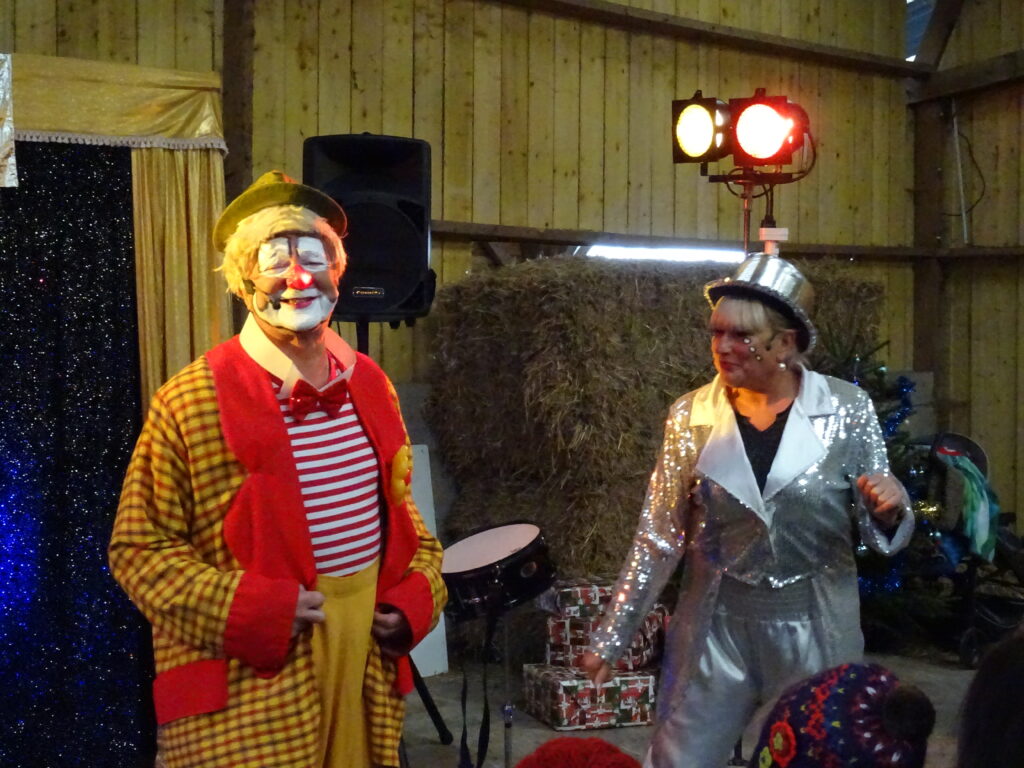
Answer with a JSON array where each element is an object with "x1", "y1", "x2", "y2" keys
[{"x1": 441, "y1": 522, "x2": 556, "y2": 623}]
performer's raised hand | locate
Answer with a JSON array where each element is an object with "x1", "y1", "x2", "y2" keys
[
  {"x1": 372, "y1": 604, "x2": 413, "y2": 659},
  {"x1": 856, "y1": 472, "x2": 904, "y2": 527},
  {"x1": 581, "y1": 650, "x2": 613, "y2": 687},
  {"x1": 292, "y1": 584, "x2": 326, "y2": 637}
]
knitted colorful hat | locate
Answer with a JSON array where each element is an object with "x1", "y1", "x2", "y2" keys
[
  {"x1": 749, "y1": 663, "x2": 935, "y2": 768},
  {"x1": 213, "y1": 170, "x2": 348, "y2": 251}
]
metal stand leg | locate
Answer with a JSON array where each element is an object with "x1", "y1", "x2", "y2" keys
[
  {"x1": 503, "y1": 618, "x2": 514, "y2": 768},
  {"x1": 411, "y1": 658, "x2": 454, "y2": 745},
  {"x1": 728, "y1": 737, "x2": 745, "y2": 765}
]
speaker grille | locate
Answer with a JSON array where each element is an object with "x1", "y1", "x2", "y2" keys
[{"x1": 338, "y1": 201, "x2": 425, "y2": 314}]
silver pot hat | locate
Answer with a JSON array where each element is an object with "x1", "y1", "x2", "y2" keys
[{"x1": 704, "y1": 254, "x2": 817, "y2": 352}]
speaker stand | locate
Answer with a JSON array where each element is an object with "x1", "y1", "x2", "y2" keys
[
  {"x1": 356, "y1": 313, "x2": 452, "y2": 764},
  {"x1": 355, "y1": 318, "x2": 370, "y2": 355}
]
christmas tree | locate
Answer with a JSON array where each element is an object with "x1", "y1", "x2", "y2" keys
[{"x1": 812, "y1": 333, "x2": 956, "y2": 653}]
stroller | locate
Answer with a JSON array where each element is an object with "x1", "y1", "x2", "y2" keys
[{"x1": 927, "y1": 433, "x2": 1024, "y2": 667}]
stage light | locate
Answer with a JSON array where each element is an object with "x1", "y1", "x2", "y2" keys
[
  {"x1": 672, "y1": 91, "x2": 731, "y2": 163},
  {"x1": 728, "y1": 90, "x2": 808, "y2": 167}
]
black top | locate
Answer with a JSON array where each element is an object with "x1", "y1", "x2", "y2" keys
[{"x1": 735, "y1": 404, "x2": 793, "y2": 494}]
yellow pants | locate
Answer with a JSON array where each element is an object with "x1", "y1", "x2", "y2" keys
[{"x1": 311, "y1": 560, "x2": 379, "y2": 768}]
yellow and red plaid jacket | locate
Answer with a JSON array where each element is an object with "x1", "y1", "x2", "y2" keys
[{"x1": 110, "y1": 337, "x2": 446, "y2": 768}]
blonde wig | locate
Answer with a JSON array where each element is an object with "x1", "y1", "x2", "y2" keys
[{"x1": 218, "y1": 204, "x2": 346, "y2": 296}]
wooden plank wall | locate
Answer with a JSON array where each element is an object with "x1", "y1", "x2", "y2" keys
[
  {"x1": 0, "y1": 0, "x2": 918, "y2": 451},
  {"x1": 0, "y1": 0, "x2": 916, "y2": 383},
  {"x1": 928, "y1": 0, "x2": 1024, "y2": 516},
  {"x1": 0, "y1": 0, "x2": 221, "y2": 71},
  {"x1": 243, "y1": 0, "x2": 914, "y2": 384},
  {"x1": 4, "y1": 0, "x2": 1021, "y2": 532}
]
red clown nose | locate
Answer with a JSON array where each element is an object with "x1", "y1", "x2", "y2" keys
[{"x1": 287, "y1": 265, "x2": 314, "y2": 290}]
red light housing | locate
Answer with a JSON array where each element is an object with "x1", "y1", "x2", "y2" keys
[{"x1": 728, "y1": 92, "x2": 808, "y2": 167}]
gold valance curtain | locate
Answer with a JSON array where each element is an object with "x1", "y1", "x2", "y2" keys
[{"x1": 10, "y1": 53, "x2": 231, "y2": 405}]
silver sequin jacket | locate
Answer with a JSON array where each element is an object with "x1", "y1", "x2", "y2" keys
[{"x1": 590, "y1": 368, "x2": 914, "y2": 720}]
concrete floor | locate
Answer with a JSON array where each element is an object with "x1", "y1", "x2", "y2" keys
[{"x1": 402, "y1": 652, "x2": 973, "y2": 768}]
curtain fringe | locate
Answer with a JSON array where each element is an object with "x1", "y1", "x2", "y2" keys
[{"x1": 14, "y1": 129, "x2": 227, "y2": 154}]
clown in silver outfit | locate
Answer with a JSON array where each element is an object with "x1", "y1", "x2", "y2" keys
[{"x1": 582, "y1": 255, "x2": 915, "y2": 768}]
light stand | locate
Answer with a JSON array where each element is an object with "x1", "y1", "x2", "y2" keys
[{"x1": 703, "y1": 166, "x2": 796, "y2": 255}]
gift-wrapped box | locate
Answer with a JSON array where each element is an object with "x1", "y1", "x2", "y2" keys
[
  {"x1": 538, "y1": 577, "x2": 615, "y2": 618},
  {"x1": 546, "y1": 641, "x2": 655, "y2": 672},
  {"x1": 544, "y1": 604, "x2": 667, "y2": 671},
  {"x1": 522, "y1": 663, "x2": 656, "y2": 731}
]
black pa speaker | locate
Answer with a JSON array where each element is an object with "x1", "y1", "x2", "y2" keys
[{"x1": 302, "y1": 134, "x2": 434, "y2": 325}]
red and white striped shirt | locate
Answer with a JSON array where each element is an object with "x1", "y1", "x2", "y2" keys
[{"x1": 271, "y1": 361, "x2": 382, "y2": 577}]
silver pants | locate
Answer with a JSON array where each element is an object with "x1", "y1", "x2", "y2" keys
[{"x1": 645, "y1": 577, "x2": 836, "y2": 768}]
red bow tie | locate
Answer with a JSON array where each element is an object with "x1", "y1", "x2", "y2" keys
[{"x1": 289, "y1": 378, "x2": 350, "y2": 421}]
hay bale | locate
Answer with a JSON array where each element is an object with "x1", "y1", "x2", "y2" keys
[{"x1": 426, "y1": 255, "x2": 883, "y2": 576}]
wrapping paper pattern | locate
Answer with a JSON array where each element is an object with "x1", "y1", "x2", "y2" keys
[
  {"x1": 538, "y1": 577, "x2": 615, "y2": 618},
  {"x1": 545, "y1": 605, "x2": 667, "y2": 672},
  {"x1": 523, "y1": 663, "x2": 655, "y2": 731}
]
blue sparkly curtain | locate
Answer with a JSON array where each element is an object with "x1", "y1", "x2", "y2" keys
[{"x1": 0, "y1": 142, "x2": 155, "y2": 766}]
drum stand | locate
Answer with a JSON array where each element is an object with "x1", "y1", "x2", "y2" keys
[
  {"x1": 456, "y1": 590, "x2": 521, "y2": 768},
  {"x1": 728, "y1": 739, "x2": 745, "y2": 765},
  {"x1": 399, "y1": 660, "x2": 453, "y2": 768},
  {"x1": 413, "y1": 659, "x2": 453, "y2": 746},
  {"x1": 443, "y1": 521, "x2": 556, "y2": 768},
  {"x1": 501, "y1": 617, "x2": 514, "y2": 768}
]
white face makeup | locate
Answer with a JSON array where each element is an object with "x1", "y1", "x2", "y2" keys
[
  {"x1": 256, "y1": 236, "x2": 330, "y2": 277},
  {"x1": 252, "y1": 290, "x2": 337, "y2": 332},
  {"x1": 709, "y1": 311, "x2": 783, "y2": 392},
  {"x1": 248, "y1": 234, "x2": 340, "y2": 332}
]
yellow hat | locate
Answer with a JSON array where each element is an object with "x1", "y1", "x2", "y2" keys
[{"x1": 212, "y1": 170, "x2": 348, "y2": 251}]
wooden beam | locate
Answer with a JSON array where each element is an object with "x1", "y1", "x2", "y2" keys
[
  {"x1": 909, "y1": 49, "x2": 1024, "y2": 103},
  {"x1": 491, "y1": 0, "x2": 930, "y2": 79},
  {"x1": 913, "y1": 0, "x2": 964, "y2": 72},
  {"x1": 432, "y1": 219, "x2": 1024, "y2": 261},
  {"x1": 932, "y1": 246, "x2": 1024, "y2": 258},
  {"x1": 434, "y1": 218, "x2": 739, "y2": 248},
  {"x1": 222, "y1": 0, "x2": 254, "y2": 201}
]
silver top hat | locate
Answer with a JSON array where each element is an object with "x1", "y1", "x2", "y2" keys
[{"x1": 704, "y1": 254, "x2": 817, "y2": 352}]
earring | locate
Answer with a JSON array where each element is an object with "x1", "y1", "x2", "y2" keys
[
  {"x1": 755, "y1": 354, "x2": 763, "y2": 361},
  {"x1": 777, "y1": 360, "x2": 787, "y2": 370},
  {"x1": 743, "y1": 337, "x2": 751, "y2": 344},
  {"x1": 748, "y1": 345, "x2": 757, "y2": 353}
]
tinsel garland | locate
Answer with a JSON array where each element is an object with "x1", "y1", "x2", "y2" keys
[{"x1": 882, "y1": 375, "x2": 916, "y2": 439}]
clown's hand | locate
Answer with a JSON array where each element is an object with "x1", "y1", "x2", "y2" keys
[
  {"x1": 292, "y1": 584, "x2": 326, "y2": 638},
  {"x1": 372, "y1": 604, "x2": 413, "y2": 659}
]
